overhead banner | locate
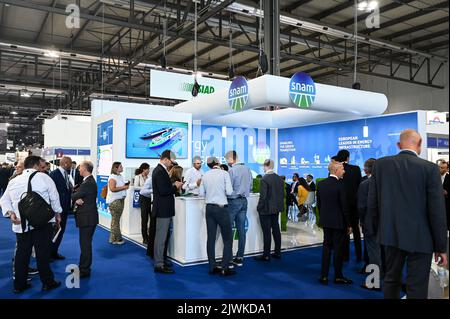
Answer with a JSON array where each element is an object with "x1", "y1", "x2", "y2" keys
[
  {"x1": 0, "y1": 123, "x2": 7, "y2": 153},
  {"x1": 150, "y1": 69, "x2": 229, "y2": 101}
]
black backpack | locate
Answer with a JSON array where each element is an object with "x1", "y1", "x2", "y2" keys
[{"x1": 18, "y1": 171, "x2": 55, "y2": 232}]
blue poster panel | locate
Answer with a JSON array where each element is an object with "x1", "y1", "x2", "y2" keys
[
  {"x1": 96, "y1": 120, "x2": 113, "y2": 217},
  {"x1": 277, "y1": 112, "x2": 419, "y2": 182}
]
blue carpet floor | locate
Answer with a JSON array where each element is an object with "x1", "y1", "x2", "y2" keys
[{"x1": 0, "y1": 215, "x2": 383, "y2": 299}]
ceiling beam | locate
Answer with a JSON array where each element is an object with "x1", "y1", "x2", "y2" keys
[{"x1": 34, "y1": 0, "x2": 58, "y2": 43}]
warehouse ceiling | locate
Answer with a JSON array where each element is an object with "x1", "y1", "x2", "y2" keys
[{"x1": 0, "y1": 0, "x2": 448, "y2": 148}]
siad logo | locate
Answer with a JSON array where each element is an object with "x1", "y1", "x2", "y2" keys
[
  {"x1": 228, "y1": 76, "x2": 249, "y2": 111},
  {"x1": 289, "y1": 72, "x2": 316, "y2": 109},
  {"x1": 180, "y1": 82, "x2": 215, "y2": 94}
]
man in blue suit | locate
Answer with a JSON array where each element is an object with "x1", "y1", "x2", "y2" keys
[{"x1": 49, "y1": 156, "x2": 73, "y2": 260}]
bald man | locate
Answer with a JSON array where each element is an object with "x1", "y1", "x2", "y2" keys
[
  {"x1": 49, "y1": 156, "x2": 74, "y2": 261},
  {"x1": 368, "y1": 129, "x2": 447, "y2": 299},
  {"x1": 317, "y1": 161, "x2": 352, "y2": 285}
]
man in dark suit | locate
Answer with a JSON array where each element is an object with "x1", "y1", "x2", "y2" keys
[
  {"x1": 317, "y1": 161, "x2": 353, "y2": 285},
  {"x1": 368, "y1": 129, "x2": 447, "y2": 299},
  {"x1": 71, "y1": 161, "x2": 83, "y2": 188},
  {"x1": 357, "y1": 158, "x2": 382, "y2": 290},
  {"x1": 49, "y1": 156, "x2": 73, "y2": 260},
  {"x1": 288, "y1": 173, "x2": 300, "y2": 221},
  {"x1": 439, "y1": 161, "x2": 450, "y2": 231},
  {"x1": 336, "y1": 149, "x2": 362, "y2": 262},
  {"x1": 306, "y1": 174, "x2": 316, "y2": 192},
  {"x1": 72, "y1": 161, "x2": 98, "y2": 278},
  {"x1": 255, "y1": 159, "x2": 285, "y2": 261},
  {"x1": 152, "y1": 150, "x2": 183, "y2": 274}
]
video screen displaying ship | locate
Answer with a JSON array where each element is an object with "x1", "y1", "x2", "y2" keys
[
  {"x1": 126, "y1": 119, "x2": 188, "y2": 159},
  {"x1": 140, "y1": 127, "x2": 171, "y2": 140},
  {"x1": 148, "y1": 128, "x2": 182, "y2": 149}
]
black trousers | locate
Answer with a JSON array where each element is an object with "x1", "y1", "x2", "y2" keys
[
  {"x1": 146, "y1": 216, "x2": 168, "y2": 259},
  {"x1": 321, "y1": 227, "x2": 346, "y2": 279},
  {"x1": 139, "y1": 195, "x2": 152, "y2": 243},
  {"x1": 259, "y1": 214, "x2": 281, "y2": 257},
  {"x1": 343, "y1": 215, "x2": 362, "y2": 261},
  {"x1": 14, "y1": 223, "x2": 54, "y2": 289},
  {"x1": 52, "y1": 210, "x2": 69, "y2": 256},
  {"x1": 363, "y1": 237, "x2": 369, "y2": 267},
  {"x1": 383, "y1": 246, "x2": 432, "y2": 299},
  {"x1": 206, "y1": 204, "x2": 233, "y2": 271},
  {"x1": 79, "y1": 226, "x2": 96, "y2": 274}
]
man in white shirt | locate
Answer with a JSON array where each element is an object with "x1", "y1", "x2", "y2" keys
[
  {"x1": 199, "y1": 156, "x2": 235, "y2": 276},
  {"x1": 0, "y1": 156, "x2": 63, "y2": 293},
  {"x1": 183, "y1": 156, "x2": 203, "y2": 195}
]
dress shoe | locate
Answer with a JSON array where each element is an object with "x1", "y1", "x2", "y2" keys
[
  {"x1": 154, "y1": 266, "x2": 175, "y2": 274},
  {"x1": 28, "y1": 267, "x2": 39, "y2": 275},
  {"x1": 42, "y1": 280, "x2": 61, "y2": 291},
  {"x1": 232, "y1": 257, "x2": 243, "y2": 267},
  {"x1": 13, "y1": 274, "x2": 32, "y2": 282},
  {"x1": 221, "y1": 268, "x2": 236, "y2": 276},
  {"x1": 360, "y1": 283, "x2": 381, "y2": 291},
  {"x1": 318, "y1": 277, "x2": 328, "y2": 285},
  {"x1": 164, "y1": 259, "x2": 173, "y2": 267},
  {"x1": 254, "y1": 255, "x2": 270, "y2": 262},
  {"x1": 334, "y1": 277, "x2": 353, "y2": 285},
  {"x1": 270, "y1": 253, "x2": 282, "y2": 259},
  {"x1": 14, "y1": 283, "x2": 32, "y2": 294},
  {"x1": 209, "y1": 267, "x2": 222, "y2": 275},
  {"x1": 51, "y1": 253, "x2": 66, "y2": 261}
]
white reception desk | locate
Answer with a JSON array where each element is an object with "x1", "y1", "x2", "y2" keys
[{"x1": 99, "y1": 189, "x2": 269, "y2": 265}]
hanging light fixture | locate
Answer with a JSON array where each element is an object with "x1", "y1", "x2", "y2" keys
[{"x1": 257, "y1": 0, "x2": 268, "y2": 76}]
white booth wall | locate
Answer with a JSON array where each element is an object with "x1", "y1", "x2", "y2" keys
[
  {"x1": 91, "y1": 100, "x2": 193, "y2": 242},
  {"x1": 43, "y1": 115, "x2": 92, "y2": 164}
]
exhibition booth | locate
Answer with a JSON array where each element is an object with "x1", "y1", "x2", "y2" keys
[
  {"x1": 42, "y1": 113, "x2": 92, "y2": 167},
  {"x1": 90, "y1": 71, "x2": 438, "y2": 265}
]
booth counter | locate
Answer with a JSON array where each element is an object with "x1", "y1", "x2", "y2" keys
[{"x1": 99, "y1": 188, "x2": 268, "y2": 265}]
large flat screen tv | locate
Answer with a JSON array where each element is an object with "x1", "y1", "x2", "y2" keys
[{"x1": 126, "y1": 119, "x2": 189, "y2": 159}]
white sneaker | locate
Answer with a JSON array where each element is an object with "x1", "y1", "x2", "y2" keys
[{"x1": 112, "y1": 240, "x2": 125, "y2": 245}]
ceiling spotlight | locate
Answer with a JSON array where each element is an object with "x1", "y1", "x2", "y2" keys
[
  {"x1": 191, "y1": 79, "x2": 200, "y2": 97},
  {"x1": 368, "y1": 1, "x2": 378, "y2": 10},
  {"x1": 10, "y1": 111, "x2": 18, "y2": 115},
  {"x1": 21, "y1": 91, "x2": 31, "y2": 98},
  {"x1": 6, "y1": 123, "x2": 10, "y2": 127}
]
